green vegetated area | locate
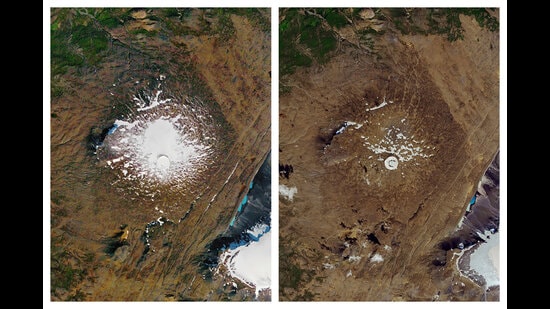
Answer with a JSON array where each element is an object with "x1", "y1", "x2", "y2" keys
[
  {"x1": 51, "y1": 8, "x2": 116, "y2": 76},
  {"x1": 279, "y1": 8, "x2": 499, "y2": 77},
  {"x1": 162, "y1": 8, "x2": 269, "y2": 42},
  {"x1": 280, "y1": 8, "x2": 348, "y2": 76},
  {"x1": 50, "y1": 7, "x2": 265, "y2": 126},
  {"x1": 385, "y1": 8, "x2": 499, "y2": 41},
  {"x1": 51, "y1": 235, "x2": 97, "y2": 301},
  {"x1": 51, "y1": 8, "x2": 270, "y2": 77},
  {"x1": 279, "y1": 237, "x2": 321, "y2": 301}
]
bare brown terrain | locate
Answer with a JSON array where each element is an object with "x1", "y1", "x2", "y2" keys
[{"x1": 279, "y1": 9, "x2": 500, "y2": 301}]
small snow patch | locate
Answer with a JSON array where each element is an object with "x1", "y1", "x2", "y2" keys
[
  {"x1": 323, "y1": 263, "x2": 335, "y2": 269},
  {"x1": 370, "y1": 253, "x2": 384, "y2": 263},
  {"x1": 279, "y1": 185, "x2": 297, "y2": 201},
  {"x1": 361, "y1": 125, "x2": 434, "y2": 165},
  {"x1": 348, "y1": 255, "x2": 362, "y2": 262}
]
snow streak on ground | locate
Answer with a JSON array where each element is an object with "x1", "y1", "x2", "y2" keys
[{"x1": 365, "y1": 96, "x2": 393, "y2": 111}]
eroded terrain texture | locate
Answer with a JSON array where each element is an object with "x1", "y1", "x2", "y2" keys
[{"x1": 279, "y1": 8, "x2": 500, "y2": 301}]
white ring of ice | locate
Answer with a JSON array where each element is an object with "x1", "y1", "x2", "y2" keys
[{"x1": 384, "y1": 156, "x2": 399, "y2": 170}]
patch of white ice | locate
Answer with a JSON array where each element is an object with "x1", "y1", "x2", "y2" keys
[
  {"x1": 279, "y1": 185, "x2": 297, "y2": 201},
  {"x1": 220, "y1": 231, "x2": 271, "y2": 298},
  {"x1": 361, "y1": 124, "x2": 434, "y2": 165},
  {"x1": 469, "y1": 233, "x2": 499, "y2": 288},
  {"x1": 247, "y1": 223, "x2": 270, "y2": 238},
  {"x1": 348, "y1": 255, "x2": 362, "y2": 262},
  {"x1": 384, "y1": 156, "x2": 399, "y2": 170},
  {"x1": 323, "y1": 263, "x2": 335, "y2": 269},
  {"x1": 99, "y1": 81, "x2": 219, "y2": 200},
  {"x1": 370, "y1": 253, "x2": 384, "y2": 263}
]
